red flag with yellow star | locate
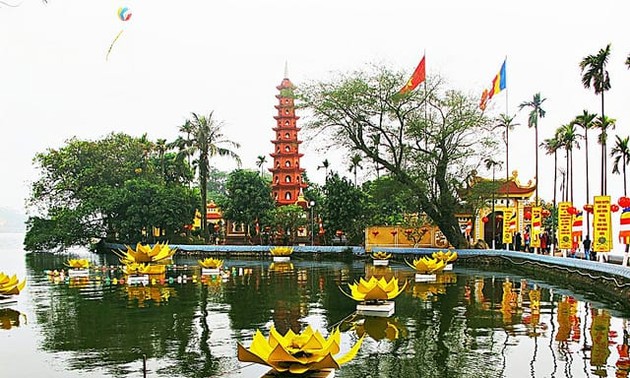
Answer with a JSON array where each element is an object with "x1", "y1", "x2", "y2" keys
[{"x1": 398, "y1": 55, "x2": 425, "y2": 95}]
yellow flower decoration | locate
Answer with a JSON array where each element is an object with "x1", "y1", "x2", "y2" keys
[
  {"x1": 371, "y1": 251, "x2": 392, "y2": 260},
  {"x1": 270, "y1": 246, "x2": 294, "y2": 256},
  {"x1": 123, "y1": 263, "x2": 166, "y2": 275},
  {"x1": 0, "y1": 272, "x2": 26, "y2": 295},
  {"x1": 198, "y1": 258, "x2": 223, "y2": 269},
  {"x1": 340, "y1": 276, "x2": 408, "y2": 302},
  {"x1": 237, "y1": 325, "x2": 363, "y2": 375},
  {"x1": 405, "y1": 257, "x2": 445, "y2": 274},
  {"x1": 64, "y1": 258, "x2": 90, "y2": 269},
  {"x1": 431, "y1": 250, "x2": 458, "y2": 263},
  {"x1": 115, "y1": 242, "x2": 176, "y2": 264}
]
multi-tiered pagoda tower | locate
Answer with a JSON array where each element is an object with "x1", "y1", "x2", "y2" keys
[{"x1": 269, "y1": 69, "x2": 308, "y2": 206}]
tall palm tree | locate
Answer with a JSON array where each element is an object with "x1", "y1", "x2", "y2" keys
[
  {"x1": 519, "y1": 93, "x2": 547, "y2": 205},
  {"x1": 177, "y1": 111, "x2": 241, "y2": 240},
  {"x1": 557, "y1": 124, "x2": 580, "y2": 202},
  {"x1": 348, "y1": 153, "x2": 363, "y2": 186},
  {"x1": 611, "y1": 135, "x2": 630, "y2": 196},
  {"x1": 171, "y1": 120, "x2": 195, "y2": 186},
  {"x1": 155, "y1": 138, "x2": 168, "y2": 179},
  {"x1": 571, "y1": 110, "x2": 597, "y2": 236},
  {"x1": 484, "y1": 158, "x2": 503, "y2": 249},
  {"x1": 256, "y1": 155, "x2": 267, "y2": 176},
  {"x1": 542, "y1": 134, "x2": 562, "y2": 251},
  {"x1": 580, "y1": 43, "x2": 611, "y2": 194},
  {"x1": 496, "y1": 113, "x2": 519, "y2": 207},
  {"x1": 317, "y1": 159, "x2": 330, "y2": 180},
  {"x1": 593, "y1": 115, "x2": 617, "y2": 194}
]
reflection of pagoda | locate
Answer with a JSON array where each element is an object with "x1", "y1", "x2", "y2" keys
[{"x1": 269, "y1": 65, "x2": 308, "y2": 206}]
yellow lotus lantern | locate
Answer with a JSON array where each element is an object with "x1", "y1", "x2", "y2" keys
[
  {"x1": 340, "y1": 276, "x2": 407, "y2": 303},
  {"x1": 371, "y1": 251, "x2": 392, "y2": 260},
  {"x1": 237, "y1": 325, "x2": 363, "y2": 375},
  {"x1": 0, "y1": 272, "x2": 26, "y2": 296},
  {"x1": 115, "y1": 242, "x2": 176, "y2": 264},
  {"x1": 64, "y1": 258, "x2": 90, "y2": 269},
  {"x1": 431, "y1": 250, "x2": 458, "y2": 264},
  {"x1": 405, "y1": 257, "x2": 446, "y2": 274},
  {"x1": 270, "y1": 246, "x2": 294, "y2": 256},
  {"x1": 198, "y1": 258, "x2": 223, "y2": 269},
  {"x1": 123, "y1": 262, "x2": 166, "y2": 275}
]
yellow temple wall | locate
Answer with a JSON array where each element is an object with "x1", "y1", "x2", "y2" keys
[{"x1": 364, "y1": 225, "x2": 450, "y2": 252}]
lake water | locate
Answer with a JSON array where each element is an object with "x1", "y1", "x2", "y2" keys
[{"x1": 1, "y1": 232, "x2": 630, "y2": 378}]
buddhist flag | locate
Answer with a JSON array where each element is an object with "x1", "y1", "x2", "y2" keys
[
  {"x1": 398, "y1": 55, "x2": 426, "y2": 95},
  {"x1": 572, "y1": 211, "x2": 583, "y2": 242},
  {"x1": 488, "y1": 59, "x2": 507, "y2": 99},
  {"x1": 479, "y1": 59, "x2": 506, "y2": 109},
  {"x1": 619, "y1": 207, "x2": 630, "y2": 244}
]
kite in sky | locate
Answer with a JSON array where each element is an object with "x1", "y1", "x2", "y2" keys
[{"x1": 106, "y1": 6, "x2": 132, "y2": 61}]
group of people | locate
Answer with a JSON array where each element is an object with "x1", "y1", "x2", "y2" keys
[{"x1": 513, "y1": 230, "x2": 552, "y2": 254}]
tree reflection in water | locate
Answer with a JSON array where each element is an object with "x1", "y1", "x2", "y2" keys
[{"x1": 6, "y1": 252, "x2": 630, "y2": 378}]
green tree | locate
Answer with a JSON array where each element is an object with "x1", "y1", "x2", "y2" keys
[
  {"x1": 256, "y1": 155, "x2": 268, "y2": 176},
  {"x1": 580, "y1": 43, "x2": 612, "y2": 194},
  {"x1": 571, "y1": 110, "x2": 597, "y2": 236},
  {"x1": 611, "y1": 135, "x2": 630, "y2": 196},
  {"x1": 362, "y1": 175, "x2": 416, "y2": 226},
  {"x1": 542, "y1": 133, "x2": 561, "y2": 245},
  {"x1": 557, "y1": 123, "x2": 580, "y2": 202},
  {"x1": 24, "y1": 133, "x2": 198, "y2": 250},
  {"x1": 176, "y1": 111, "x2": 241, "y2": 241},
  {"x1": 299, "y1": 65, "x2": 495, "y2": 248},
  {"x1": 348, "y1": 153, "x2": 363, "y2": 186},
  {"x1": 219, "y1": 169, "x2": 275, "y2": 243},
  {"x1": 321, "y1": 173, "x2": 368, "y2": 245},
  {"x1": 518, "y1": 92, "x2": 546, "y2": 206},
  {"x1": 495, "y1": 113, "x2": 519, "y2": 188},
  {"x1": 272, "y1": 205, "x2": 308, "y2": 245}
]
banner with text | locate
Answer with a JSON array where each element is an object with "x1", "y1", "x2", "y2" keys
[
  {"x1": 502, "y1": 207, "x2": 514, "y2": 244},
  {"x1": 557, "y1": 202, "x2": 573, "y2": 249},
  {"x1": 530, "y1": 206, "x2": 542, "y2": 248},
  {"x1": 592, "y1": 195, "x2": 612, "y2": 253}
]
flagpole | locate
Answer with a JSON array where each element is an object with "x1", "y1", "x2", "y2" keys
[{"x1": 423, "y1": 49, "x2": 428, "y2": 149}]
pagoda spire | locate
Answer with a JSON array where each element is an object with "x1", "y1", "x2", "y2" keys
[{"x1": 284, "y1": 61, "x2": 289, "y2": 79}]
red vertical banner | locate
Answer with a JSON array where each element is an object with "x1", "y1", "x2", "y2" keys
[
  {"x1": 592, "y1": 195, "x2": 612, "y2": 253},
  {"x1": 557, "y1": 202, "x2": 573, "y2": 249},
  {"x1": 530, "y1": 206, "x2": 542, "y2": 248}
]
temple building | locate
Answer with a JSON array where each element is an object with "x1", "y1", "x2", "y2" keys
[{"x1": 269, "y1": 67, "x2": 308, "y2": 206}]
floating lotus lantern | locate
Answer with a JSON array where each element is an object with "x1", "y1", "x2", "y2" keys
[
  {"x1": 198, "y1": 258, "x2": 224, "y2": 276},
  {"x1": 0, "y1": 272, "x2": 26, "y2": 297},
  {"x1": 123, "y1": 262, "x2": 166, "y2": 276},
  {"x1": 237, "y1": 325, "x2": 363, "y2": 375},
  {"x1": 340, "y1": 276, "x2": 407, "y2": 317},
  {"x1": 270, "y1": 246, "x2": 294, "y2": 262},
  {"x1": 432, "y1": 250, "x2": 458, "y2": 271},
  {"x1": 116, "y1": 242, "x2": 177, "y2": 264},
  {"x1": 371, "y1": 251, "x2": 392, "y2": 266},
  {"x1": 405, "y1": 256, "x2": 446, "y2": 282},
  {"x1": 65, "y1": 258, "x2": 90, "y2": 269},
  {"x1": 65, "y1": 258, "x2": 90, "y2": 277}
]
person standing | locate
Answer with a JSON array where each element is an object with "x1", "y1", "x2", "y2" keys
[{"x1": 583, "y1": 235, "x2": 592, "y2": 261}]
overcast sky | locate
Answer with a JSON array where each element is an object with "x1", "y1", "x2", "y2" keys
[{"x1": 2, "y1": 0, "x2": 630, "y2": 217}]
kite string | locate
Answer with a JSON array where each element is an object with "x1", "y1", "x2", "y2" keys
[{"x1": 105, "y1": 29, "x2": 124, "y2": 61}]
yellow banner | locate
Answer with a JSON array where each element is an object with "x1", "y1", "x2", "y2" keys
[
  {"x1": 502, "y1": 208, "x2": 514, "y2": 244},
  {"x1": 592, "y1": 196, "x2": 612, "y2": 252},
  {"x1": 557, "y1": 202, "x2": 573, "y2": 249},
  {"x1": 530, "y1": 206, "x2": 542, "y2": 248}
]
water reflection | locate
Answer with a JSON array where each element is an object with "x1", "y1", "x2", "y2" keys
[{"x1": 0, "y1": 243, "x2": 628, "y2": 377}]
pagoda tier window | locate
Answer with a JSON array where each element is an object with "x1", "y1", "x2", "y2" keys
[
  {"x1": 285, "y1": 175, "x2": 291, "y2": 183},
  {"x1": 284, "y1": 99, "x2": 290, "y2": 104},
  {"x1": 285, "y1": 146, "x2": 290, "y2": 152},
  {"x1": 285, "y1": 109, "x2": 290, "y2": 115},
  {"x1": 285, "y1": 161, "x2": 291, "y2": 167},
  {"x1": 274, "y1": 192, "x2": 278, "y2": 200},
  {"x1": 285, "y1": 120, "x2": 290, "y2": 126},
  {"x1": 285, "y1": 192, "x2": 292, "y2": 200},
  {"x1": 284, "y1": 132, "x2": 290, "y2": 139},
  {"x1": 274, "y1": 176, "x2": 279, "y2": 183}
]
